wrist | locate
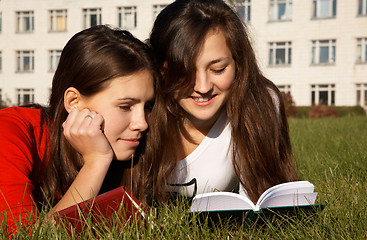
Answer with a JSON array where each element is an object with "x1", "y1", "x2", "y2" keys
[{"x1": 82, "y1": 154, "x2": 113, "y2": 169}]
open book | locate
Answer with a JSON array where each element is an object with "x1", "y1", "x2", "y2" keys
[
  {"x1": 190, "y1": 181, "x2": 320, "y2": 222},
  {"x1": 56, "y1": 186, "x2": 146, "y2": 233}
]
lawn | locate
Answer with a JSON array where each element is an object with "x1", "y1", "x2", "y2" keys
[{"x1": 3, "y1": 116, "x2": 367, "y2": 239}]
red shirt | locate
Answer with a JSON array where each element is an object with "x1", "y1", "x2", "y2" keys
[{"x1": 0, "y1": 107, "x2": 48, "y2": 235}]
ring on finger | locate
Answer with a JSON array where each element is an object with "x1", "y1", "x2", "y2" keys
[{"x1": 86, "y1": 115, "x2": 93, "y2": 120}]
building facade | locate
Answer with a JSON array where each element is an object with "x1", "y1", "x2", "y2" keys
[{"x1": 0, "y1": 0, "x2": 366, "y2": 108}]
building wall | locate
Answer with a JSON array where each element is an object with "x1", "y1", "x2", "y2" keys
[
  {"x1": 0, "y1": 0, "x2": 366, "y2": 107},
  {"x1": 248, "y1": 0, "x2": 367, "y2": 107},
  {"x1": 0, "y1": 0, "x2": 173, "y2": 105}
]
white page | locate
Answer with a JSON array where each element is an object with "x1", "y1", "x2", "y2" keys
[
  {"x1": 257, "y1": 181, "x2": 314, "y2": 206},
  {"x1": 258, "y1": 192, "x2": 318, "y2": 209},
  {"x1": 190, "y1": 192, "x2": 256, "y2": 212}
]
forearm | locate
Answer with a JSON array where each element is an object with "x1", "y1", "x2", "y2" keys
[{"x1": 52, "y1": 159, "x2": 111, "y2": 212}]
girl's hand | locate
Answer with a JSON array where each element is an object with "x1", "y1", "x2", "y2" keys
[
  {"x1": 62, "y1": 108, "x2": 114, "y2": 166},
  {"x1": 53, "y1": 109, "x2": 114, "y2": 213}
]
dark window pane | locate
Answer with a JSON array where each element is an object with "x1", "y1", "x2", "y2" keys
[
  {"x1": 276, "y1": 48, "x2": 286, "y2": 64},
  {"x1": 319, "y1": 91, "x2": 328, "y2": 105},
  {"x1": 90, "y1": 15, "x2": 97, "y2": 26}
]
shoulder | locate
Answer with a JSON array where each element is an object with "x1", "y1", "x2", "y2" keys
[
  {"x1": 0, "y1": 107, "x2": 44, "y2": 144},
  {"x1": 266, "y1": 87, "x2": 280, "y2": 115},
  {"x1": 0, "y1": 107, "x2": 42, "y2": 127}
]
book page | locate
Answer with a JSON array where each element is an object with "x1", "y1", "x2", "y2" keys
[
  {"x1": 257, "y1": 181, "x2": 314, "y2": 206},
  {"x1": 190, "y1": 192, "x2": 256, "y2": 212},
  {"x1": 258, "y1": 192, "x2": 318, "y2": 209}
]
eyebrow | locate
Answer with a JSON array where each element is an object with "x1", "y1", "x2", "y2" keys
[
  {"x1": 117, "y1": 97, "x2": 140, "y2": 102},
  {"x1": 117, "y1": 97, "x2": 155, "y2": 103},
  {"x1": 207, "y1": 57, "x2": 231, "y2": 67}
]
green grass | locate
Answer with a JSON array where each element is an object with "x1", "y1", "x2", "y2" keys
[{"x1": 2, "y1": 116, "x2": 367, "y2": 239}]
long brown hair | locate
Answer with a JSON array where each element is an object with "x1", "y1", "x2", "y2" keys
[
  {"x1": 136, "y1": 0, "x2": 297, "y2": 203},
  {"x1": 33, "y1": 25, "x2": 158, "y2": 208}
]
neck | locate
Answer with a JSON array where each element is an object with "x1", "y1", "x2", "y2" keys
[{"x1": 176, "y1": 108, "x2": 224, "y2": 160}]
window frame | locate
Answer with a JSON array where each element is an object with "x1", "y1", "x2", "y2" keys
[
  {"x1": 49, "y1": 9, "x2": 68, "y2": 32},
  {"x1": 236, "y1": 0, "x2": 251, "y2": 22},
  {"x1": 16, "y1": 11, "x2": 34, "y2": 33},
  {"x1": 312, "y1": 39, "x2": 336, "y2": 65},
  {"x1": 356, "y1": 83, "x2": 367, "y2": 107},
  {"x1": 269, "y1": 41, "x2": 292, "y2": 66},
  {"x1": 16, "y1": 88, "x2": 34, "y2": 105},
  {"x1": 269, "y1": 0, "x2": 292, "y2": 22},
  {"x1": 312, "y1": 0, "x2": 337, "y2": 19},
  {"x1": 16, "y1": 50, "x2": 35, "y2": 72},
  {"x1": 153, "y1": 5, "x2": 168, "y2": 20},
  {"x1": 83, "y1": 8, "x2": 102, "y2": 29},
  {"x1": 118, "y1": 6, "x2": 137, "y2": 30},
  {"x1": 358, "y1": 0, "x2": 367, "y2": 16},
  {"x1": 311, "y1": 84, "x2": 335, "y2": 105},
  {"x1": 277, "y1": 85, "x2": 292, "y2": 94},
  {"x1": 49, "y1": 49, "x2": 62, "y2": 72},
  {"x1": 356, "y1": 38, "x2": 367, "y2": 64}
]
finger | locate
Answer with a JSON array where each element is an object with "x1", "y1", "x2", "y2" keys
[
  {"x1": 64, "y1": 109, "x2": 92, "y2": 137},
  {"x1": 62, "y1": 108, "x2": 80, "y2": 135}
]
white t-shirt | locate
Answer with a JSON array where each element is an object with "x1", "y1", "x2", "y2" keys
[{"x1": 168, "y1": 110, "x2": 239, "y2": 197}]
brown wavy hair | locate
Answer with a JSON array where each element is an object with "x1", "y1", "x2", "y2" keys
[
  {"x1": 135, "y1": 0, "x2": 298, "y2": 204},
  {"x1": 32, "y1": 25, "x2": 159, "y2": 208}
]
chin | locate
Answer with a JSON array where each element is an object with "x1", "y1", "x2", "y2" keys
[{"x1": 114, "y1": 152, "x2": 134, "y2": 161}]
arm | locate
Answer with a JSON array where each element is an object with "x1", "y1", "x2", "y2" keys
[
  {"x1": 0, "y1": 111, "x2": 40, "y2": 234},
  {"x1": 52, "y1": 109, "x2": 114, "y2": 212}
]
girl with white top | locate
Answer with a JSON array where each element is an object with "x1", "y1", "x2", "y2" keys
[{"x1": 135, "y1": 0, "x2": 298, "y2": 204}]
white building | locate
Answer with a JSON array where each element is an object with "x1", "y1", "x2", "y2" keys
[{"x1": 0, "y1": 0, "x2": 366, "y2": 108}]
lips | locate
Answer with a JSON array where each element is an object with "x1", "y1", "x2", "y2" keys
[
  {"x1": 191, "y1": 95, "x2": 217, "y2": 102},
  {"x1": 119, "y1": 138, "x2": 140, "y2": 147},
  {"x1": 190, "y1": 95, "x2": 217, "y2": 106}
]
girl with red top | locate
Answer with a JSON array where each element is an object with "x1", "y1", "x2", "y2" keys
[{"x1": 0, "y1": 25, "x2": 157, "y2": 235}]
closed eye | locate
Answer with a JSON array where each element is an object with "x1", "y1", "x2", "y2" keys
[
  {"x1": 119, "y1": 105, "x2": 131, "y2": 111},
  {"x1": 211, "y1": 67, "x2": 226, "y2": 74}
]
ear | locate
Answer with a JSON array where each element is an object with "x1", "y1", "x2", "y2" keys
[{"x1": 64, "y1": 87, "x2": 81, "y2": 113}]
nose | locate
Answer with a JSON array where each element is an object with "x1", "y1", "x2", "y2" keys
[
  {"x1": 129, "y1": 107, "x2": 148, "y2": 132},
  {"x1": 193, "y1": 71, "x2": 213, "y2": 94}
]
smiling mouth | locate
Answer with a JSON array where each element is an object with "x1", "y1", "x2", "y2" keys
[{"x1": 191, "y1": 95, "x2": 217, "y2": 102}]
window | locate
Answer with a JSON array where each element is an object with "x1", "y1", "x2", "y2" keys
[
  {"x1": 358, "y1": 0, "x2": 367, "y2": 15},
  {"x1": 312, "y1": 0, "x2": 337, "y2": 18},
  {"x1": 83, "y1": 8, "x2": 101, "y2": 28},
  {"x1": 357, "y1": 38, "x2": 367, "y2": 63},
  {"x1": 269, "y1": 42, "x2": 292, "y2": 65},
  {"x1": 17, "y1": 50, "x2": 34, "y2": 72},
  {"x1": 118, "y1": 6, "x2": 137, "y2": 29},
  {"x1": 236, "y1": 0, "x2": 251, "y2": 22},
  {"x1": 17, "y1": 88, "x2": 34, "y2": 105},
  {"x1": 49, "y1": 9, "x2": 67, "y2": 32},
  {"x1": 49, "y1": 50, "x2": 62, "y2": 71},
  {"x1": 312, "y1": 40, "x2": 336, "y2": 64},
  {"x1": 269, "y1": 0, "x2": 292, "y2": 21},
  {"x1": 356, "y1": 83, "x2": 367, "y2": 107},
  {"x1": 153, "y1": 5, "x2": 168, "y2": 20},
  {"x1": 311, "y1": 84, "x2": 335, "y2": 105},
  {"x1": 277, "y1": 85, "x2": 291, "y2": 94},
  {"x1": 16, "y1": 11, "x2": 34, "y2": 33},
  {"x1": 0, "y1": 12, "x2": 2, "y2": 33}
]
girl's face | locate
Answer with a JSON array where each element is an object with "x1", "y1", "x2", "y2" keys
[
  {"x1": 80, "y1": 70, "x2": 154, "y2": 161},
  {"x1": 177, "y1": 29, "x2": 236, "y2": 131}
]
